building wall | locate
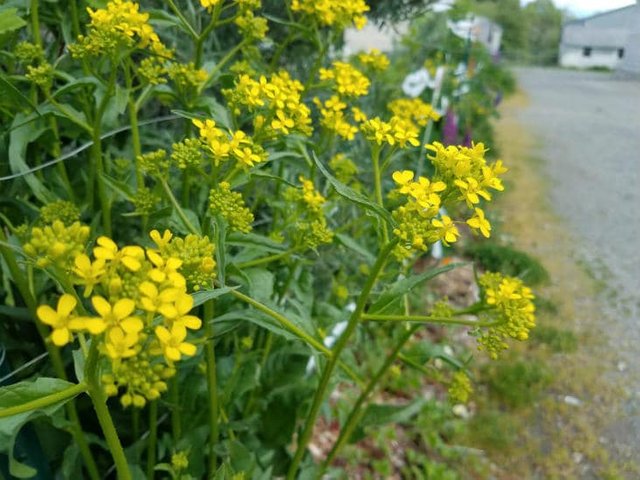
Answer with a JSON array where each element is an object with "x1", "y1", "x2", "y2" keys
[
  {"x1": 560, "y1": 46, "x2": 623, "y2": 69},
  {"x1": 620, "y1": 32, "x2": 640, "y2": 74}
]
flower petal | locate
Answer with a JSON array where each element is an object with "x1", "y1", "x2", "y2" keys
[
  {"x1": 92, "y1": 296, "x2": 112, "y2": 317},
  {"x1": 179, "y1": 342, "x2": 197, "y2": 357},
  {"x1": 37, "y1": 305, "x2": 58, "y2": 326},
  {"x1": 51, "y1": 328, "x2": 71, "y2": 346},
  {"x1": 57, "y1": 294, "x2": 77, "y2": 317},
  {"x1": 113, "y1": 299, "x2": 135, "y2": 319}
]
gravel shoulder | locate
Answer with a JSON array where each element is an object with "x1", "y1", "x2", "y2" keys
[{"x1": 494, "y1": 67, "x2": 640, "y2": 477}]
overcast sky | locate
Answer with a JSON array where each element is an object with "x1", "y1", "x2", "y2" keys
[{"x1": 522, "y1": 0, "x2": 636, "y2": 16}]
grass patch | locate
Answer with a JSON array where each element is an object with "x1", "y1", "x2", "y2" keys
[
  {"x1": 482, "y1": 359, "x2": 553, "y2": 408},
  {"x1": 465, "y1": 242, "x2": 549, "y2": 285},
  {"x1": 531, "y1": 325, "x2": 577, "y2": 353}
]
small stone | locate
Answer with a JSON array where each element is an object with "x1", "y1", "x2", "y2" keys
[
  {"x1": 572, "y1": 452, "x2": 584, "y2": 464},
  {"x1": 617, "y1": 361, "x2": 627, "y2": 372},
  {"x1": 452, "y1": 404, "x2": 470, "y2": 419},
  {"x1": 563, "y1": 395, "x2": 582, "y2": 406}
]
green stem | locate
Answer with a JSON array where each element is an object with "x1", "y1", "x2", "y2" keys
[
  {"x1": 85, "y1": 341, "x2": 132, "y2": 480},
  {"x1": 171, "y1": 378, "x2": 182, "y2": 440},
  {"x1": 198, "y1": 41, "x2": 248, "y2": 94},
  {"x1": 361, "y1": 313, "x2": 499, "y2": 328},
  {"x1": 161, "y1": 179, "x2": 199, "y2": 234},
  {"x1": 146, "y1": 401, "x2": 158, "y2": 480},
  {"x1": 123, "y1": 62, "x2": 143, "y2": 189},
  {"x1": 204, "y1": 300, "x2": 219, "y2": 476},
  {"x1": 91, "y1": 68, "x2": 118, "y2": 236},
  {"x1": 167, "y1": 0, "x2": 199, "y2": 39},
  {"x1": 30, "y1": 0, "x2": 42, "y2": 48},
  {"x1": 370, "y1": 144, "x2": 388, "y2": 243},
  {"x1": 286, "y1": 239, "x2": 398, "y2": 480},
  {"x1": 0, "y1": 383, "x2": 86, "y2": 418},
  {"x1": 320, "y1": 325, "x2": 420, "y2": 473}
]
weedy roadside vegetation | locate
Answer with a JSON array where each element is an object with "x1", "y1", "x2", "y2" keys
[{"x1": 0, "y1": 1, "x2": 532, "y2": 478}]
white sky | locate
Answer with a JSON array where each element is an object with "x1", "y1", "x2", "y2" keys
[{"x1": 522, "y1": 0, "x2": 635, "y2": 16}]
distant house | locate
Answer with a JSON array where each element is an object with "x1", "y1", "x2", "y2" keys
[{"x1": 560, "y1": 2, "x2": 640, "y2": 72}]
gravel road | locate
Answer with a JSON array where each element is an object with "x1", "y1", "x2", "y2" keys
[{"x1": 513, "y1": 67, "x2": 640, "y2": 468}]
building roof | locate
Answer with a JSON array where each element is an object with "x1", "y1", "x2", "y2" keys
[{"x1": 563, "y1": 3, "x2": 637, "y2": 27}]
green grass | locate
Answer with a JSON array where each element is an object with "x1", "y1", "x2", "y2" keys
[
  {"x1": 465, "y1": 242, "x2": 549, "y2": 285},
  {"x1": 482, "y1": 359, "x2": 553, "y2": 408},
  {"x1": 531, "y1": 325, "x2": 577, "y2": 353}
]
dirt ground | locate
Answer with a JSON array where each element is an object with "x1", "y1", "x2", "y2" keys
[{"x1": 490, "y1": 67, "x2": 640, "y2": 478}]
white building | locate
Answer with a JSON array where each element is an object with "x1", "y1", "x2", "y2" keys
[{"x1": 560, "y1": 2, "x2": 640, "y2": 72}]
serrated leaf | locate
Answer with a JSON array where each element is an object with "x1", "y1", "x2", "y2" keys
[
  {"x1": 369, "y1": 263, "x2": 465, "y2": 314},
  {"x1": 312, "y1": 152, "x2": 395, "y2": 227},
  {"x1": 0, "y1": 8, "x2": 26, "y2": 34}
]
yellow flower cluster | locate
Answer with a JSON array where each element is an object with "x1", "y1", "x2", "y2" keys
[
  {"x1": 390, "y1": 170, "x2": 457, "y2": 259},
  {"x1": 193, "y1": 119, "x2": 267, "y2": 169},
  {"x1": 34, "y1": 232, "x2": 207, "y2": 406},
  {"x1": 224, "y1": 71, "x2": 312, "y2": 137},
  {"x1": 388, "y1": 98, "x2": 441, "y2": 127},
  {"x1": 360, "y1": 116, "x2": 420, "y2": 149},
  {"x1": 425, "y1": 141, "x2": 507, "y2": 238},
  {"x1": 235, "y1": 10, "x2": 269, "y2": 41},
  {"x1": 138, "y1": 149, "x2": 170, "y2": 178},
  {"x1": 150, "y1": 230, "x2": 216, "y2": 291},
  {"x1": 283, "y1": 177, "x2": 334, "y2": 249},
  {"x1": 291, "y1": 0, "x2": 369, "y2": 29},
  {"x1": 319, "y1": 61, "x2": 370, "y2": 98},
  {"x1": 209, "y1": 182, "x2": 255, "y2": 233},
  {"x1": 476, "y1": 272, "x2": 536, "y2": 359},
  {"x1": 448, "y1": 371, "x2": 473, "y2": 404},
  {"x1": 357, "y1": 49, "x2": 390, "y2": 71},
  {"x1": 26, "y1": 63, "x2": 54, "y2": 89},
  {"x1": 171, "y1": 138, "x2": 204, "y2": 170},
  {"x1": 167, "y1": 62, "x2": 208, "y2": 91},
  {"x1": 23, "y1": 221, "x2": 90, "y2": 269},
  {"x1": 70, "y1": 0, "x2": 171, "y2": 59},
  {"x1": 313, "y1": 96, "x2": 359, "y2": 141}
]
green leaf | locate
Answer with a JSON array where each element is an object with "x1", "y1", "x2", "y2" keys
[
  {"x1": 369, "y1": 263, "x2": 465, "y2": 314},
  {"x1": 250, "y1": 170, "x2": 297, "y2": 188},
  {"x1": 312, "y1": 152, "x2": 395, "y2": 227},
  {"x1": 99, "y1": 173, "x2": 134, "y2": 202},
  {"x1": 0, "y1": 73, "x2": 42, "y2": 115},
  {"x1": 361, "y1": 397, "x2": 429, "y2": 427},
  {"x1": 0, "y1": 378, "x2": 82, "y2": 478},
  {"x1": 8, "y1": 113, "x2": 55, "y2": 203},
  {"x1": 227, "y1": 232, "x2": 287, "y2": 254},
  {"x1": 335, "y1": 233, "x2": 375, "y2": 264},
  {"x1": 191, "y1": 287, "x2": 237, "y2": 307},
  {"x1": 244, "y1": 268, "x2": 274, "y2": 304},
  {"x1": 0, "y1": 8, "x2": 26, "y2": 34}
]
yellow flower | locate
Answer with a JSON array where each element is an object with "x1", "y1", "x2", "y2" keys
[
  {"x1": 93, "y1": 237, "x2": 144, "y2": 272},
  {"x1": 155, "y1": 325, "x2": 197, "y2": 362},
  {"x1": 104, "y1": 328, "x2": 139, "y2": 360},
  {"x1": 454, "y1": 177, "x2": 491, "y2": 206},
  {"x1": 159, "y1": 293, "x2": 202, "y2": 330},
  {"x1": 431, "y1": 216, "x2": 460, "y2": 246},
  {"x1": 91, "y1": 296, "x2": 143, "y2": 337},
  {"x1": 466, "y1": 208, "x2": 491, "y2": 238},
  {"x1": 138, "y1": 281, "x2": 179, "y2": 313},
  {"x1": 37, "y1": 294, "x2": 78, "y2": 346},
  {"x1": 146, "y1": 250, "x2": 183, "y2": 285},
  {"x1": 150, "y1": 229, "x2": 173, "y2": 249},
  {"x1": 73, "y1": 254, "x2": 106, "y2": 297}
]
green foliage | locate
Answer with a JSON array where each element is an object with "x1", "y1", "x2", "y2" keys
[
  {"x1": 0, "y1": 0, "x2": 530, "y2": 478},
  {"x1": 531, "y1": 325, "x2": 578, "y2": 353},
  {"x1": 465, "y1": 242, "x2": 549, "y2": 285},
  {"x1": 482, "y1": 359, "x2": 552, "y2": 408}
]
